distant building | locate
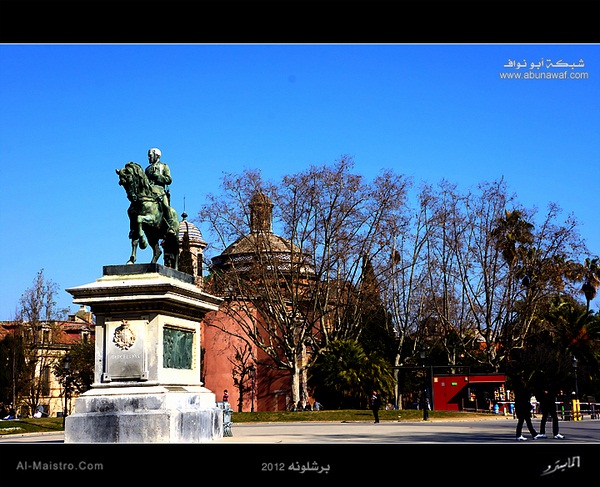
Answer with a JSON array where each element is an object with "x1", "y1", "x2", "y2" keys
[{"x1": 0, "y1": 305, "x2": 94, "y2": 418}]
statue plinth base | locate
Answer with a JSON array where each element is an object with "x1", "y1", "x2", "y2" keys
[
  {"x1": 65, "y1": 386, "x2": 222, "y2": 443},
  {"x1": 65, "y1": 264, "x2": 224, "y2": 443}
]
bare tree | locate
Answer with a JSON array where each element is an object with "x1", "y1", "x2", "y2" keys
[
  {"x1": 16, "y1": 269, "x2": 68, "y2": 415},
  {"x1": 383, "y1": 178, "x2": 588, "y2": 374},
  {"x1": 198, "y1": 159, "x2": 591, "y2": 408},
  {"x1": 418, "y1": 180, "x2": 587, "y2": 371},
  {"x1": 447, "y1": 180, "x2": 520, "y2": 370},
  {"x1": 198, "y1": 157, "x2": 409, "y2": 406},
  {"x1": 421, "y1": 180, "x2": 477, "y2": 366},
  {"x1": 378, "y1": 182, "x2": 434, "y2": 405}
]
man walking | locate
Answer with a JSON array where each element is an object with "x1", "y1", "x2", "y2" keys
[
  {"x1": 514, "y1": 379, "x2": 538, "y2": 441},
  {"x1": 536, "y1": 387, "x2": 564, "y2": 439}
]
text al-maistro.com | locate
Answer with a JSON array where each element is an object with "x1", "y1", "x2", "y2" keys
[{"x1": 15, "y1": 460, "x2": 104, "y2": 471}]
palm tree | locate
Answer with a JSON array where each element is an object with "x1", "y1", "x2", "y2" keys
[
  {"x1": 581, "y1": 256, "x2": 600, "y2": 311},
  {"x1": 491, "y1": 209, "x2": 534, "y2": 270},
  {"x1": 542, "y1": 296, "x2": 600, "y2": 396},
  {"x1": 308, "y1": 340, "x2": 395, "y2": 409}
]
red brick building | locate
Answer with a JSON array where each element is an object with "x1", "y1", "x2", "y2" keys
[{"x1": 181, "y1": 193, "x2": 310, "y2": 412}]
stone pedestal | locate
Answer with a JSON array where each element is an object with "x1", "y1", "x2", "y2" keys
[{"x1": 64, "y1": 264, "x2": 223, "y2": 443}]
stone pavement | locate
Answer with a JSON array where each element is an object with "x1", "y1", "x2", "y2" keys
[
  {"x1": 215, "y1": 415, "x2": 600, "y2": 443},
  {"x1": 0, "y1": 417, "x2": 598, "y2": 485},
  {"x1": 0, "y1": 415, "x2": 599, "y2": 443}
]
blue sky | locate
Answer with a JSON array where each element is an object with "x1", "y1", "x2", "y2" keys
[{"x1": 0, "y1": 44, "x2": 598, "y2": 320}]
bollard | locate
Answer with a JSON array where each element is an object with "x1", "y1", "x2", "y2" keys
[
  {"x1": 572, "y1": 399, "x2": 581, "y2": 421},
  {"x1": 217, "y1": 401, "x2": 234, "y2": 436}
]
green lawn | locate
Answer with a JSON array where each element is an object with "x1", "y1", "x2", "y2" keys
[
  {"x1": 231, "y1": 408, "x2": 490, "y2": 423},
  {"x1": 0, "y1": 417, "x2": 64, "y2": 435},
  {"x1": 0, "y1": 409, "x2": 493, "y2": 436}
]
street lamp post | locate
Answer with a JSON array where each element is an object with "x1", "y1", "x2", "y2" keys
[
  {"x1": 62, "y1": 355, "x2": 71, "y2": 428},
  {"x1": 572, "y1": 355, "x2": 579, "y2": 399},
  {"x1": 249, "y1": 365, "x2": 256, "y2": 412},
  {"x1": 572, "y1": 355, "x2": 580, "y2": 421}
]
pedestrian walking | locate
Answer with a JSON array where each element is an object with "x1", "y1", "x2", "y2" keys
[
  {"x1": 529, "y1": 393, "x2": 537, "y2": 418},
  {"x1": 514, "y1": 380, "x2": 538, "y2": 441},
  {"x1": 535, "y1": 387, "x2": 564, "y2": 439},
  {"x1": 557, "y1": 390, "x2": 567, "y2": 419},
  {"x1": 370, "y1": 390, "x2": 381, "y2": 423}
]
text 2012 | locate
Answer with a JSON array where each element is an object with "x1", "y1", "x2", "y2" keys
[{"x1": 261, "y1": 462, "x2": 286, "y2": 471}]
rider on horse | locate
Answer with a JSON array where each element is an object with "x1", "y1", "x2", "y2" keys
[
  {"x1": 146, "y1": 147, "x2": 178, "y2": 235},
  {"x1": 116, "y1": 149, "x2": 180, "y2": 269}
]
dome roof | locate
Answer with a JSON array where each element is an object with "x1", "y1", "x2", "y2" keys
[
  {"x1": 212, "y1": 231, "x2": 312, "y2": 275},
  {"x1": 211, "y1": 191, "x2": 313, "y2": 274},
  {"x1": 221, "y1": 232, "x2": 299, "y2": 256},
  {"x1": 178, "y1": 212, "x2": 206, "y2": 247}
]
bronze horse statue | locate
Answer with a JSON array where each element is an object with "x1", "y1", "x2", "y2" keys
[{"x1": 116, "y1": 161, "x2": 179, "y2": 269}]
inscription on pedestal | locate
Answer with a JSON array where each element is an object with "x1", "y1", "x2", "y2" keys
[
  {"x1": 163, "y1": 326, "x2": 194, "y2": 369},
  {"x1": 103, "y1": 319, "x2": 148, "y2": 381}
]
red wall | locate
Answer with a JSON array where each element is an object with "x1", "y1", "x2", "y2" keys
[
  {"x1": 432, "y1": 373, "x2": 506, "y2": 411},
  {"x1": 432, "y1": 374, "x2": 470, "y2": 411},
  {"x1": 201, "y1": 310, "x2": 292, "y2": 412}
]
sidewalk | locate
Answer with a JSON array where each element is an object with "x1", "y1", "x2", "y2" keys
[
  {"x1": 0, "y1": 418, "x2": 598, "y2": 485},
  {"x1": 215, "y1": 416, "x2": 600, "y2": 443},
  {"x1": 1, "y1": 415, "x2": 598, "y2": 443}
]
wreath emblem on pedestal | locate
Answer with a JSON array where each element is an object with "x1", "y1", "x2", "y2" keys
[{"x1": 113, "y1": 320, "x2": 136, "y2": 350}]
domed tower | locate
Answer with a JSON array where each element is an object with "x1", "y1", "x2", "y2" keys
[
  {"x1": 178, "y1": 211, "x2": 207, "y2": 288},
  {"x1": 211, "y1": 191, "x2": 313, "y2": 277},
  {"x1": 205, "y1": 191, "x2": 315, "y2": 412}
]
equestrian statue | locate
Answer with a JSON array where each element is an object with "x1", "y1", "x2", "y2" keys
[{"x1": 116, "y1": 148, "x2": 180, "y2": 269}]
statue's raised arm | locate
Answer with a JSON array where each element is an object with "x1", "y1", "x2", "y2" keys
[{"x1": 116, "y1": 148, "x2": 180, "y2": 269}]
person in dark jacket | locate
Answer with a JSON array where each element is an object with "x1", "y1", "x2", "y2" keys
[
  {"x1": 535, "y1": 387, "x2": 564, "y2": 439},
  {"x1": 370, "y1": 390, "x2": 381, "y2": 423},
  {"x1": 514, "y1": 380, "x2": 538, "y2": 441}
]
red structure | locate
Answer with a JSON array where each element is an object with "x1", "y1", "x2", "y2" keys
[{"x1": 432, "y1": 371, "x2": 507, "y2": 412}]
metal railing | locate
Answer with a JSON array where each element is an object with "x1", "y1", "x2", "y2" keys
[{"x1": 477, "y1": 400, "x2": 599, "y2": 420}]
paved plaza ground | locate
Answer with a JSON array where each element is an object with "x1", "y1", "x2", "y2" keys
[
  {"x1": 1, "y1": 414, "x2": 598, "y2": 443},
  {"x1": 0, "y1": 416, "x2": 598, "y2": 485}
]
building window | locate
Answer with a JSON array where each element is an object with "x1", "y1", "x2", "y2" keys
[{"x1": 41, "y1": 366, "x2": 50, "y2": 396}]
